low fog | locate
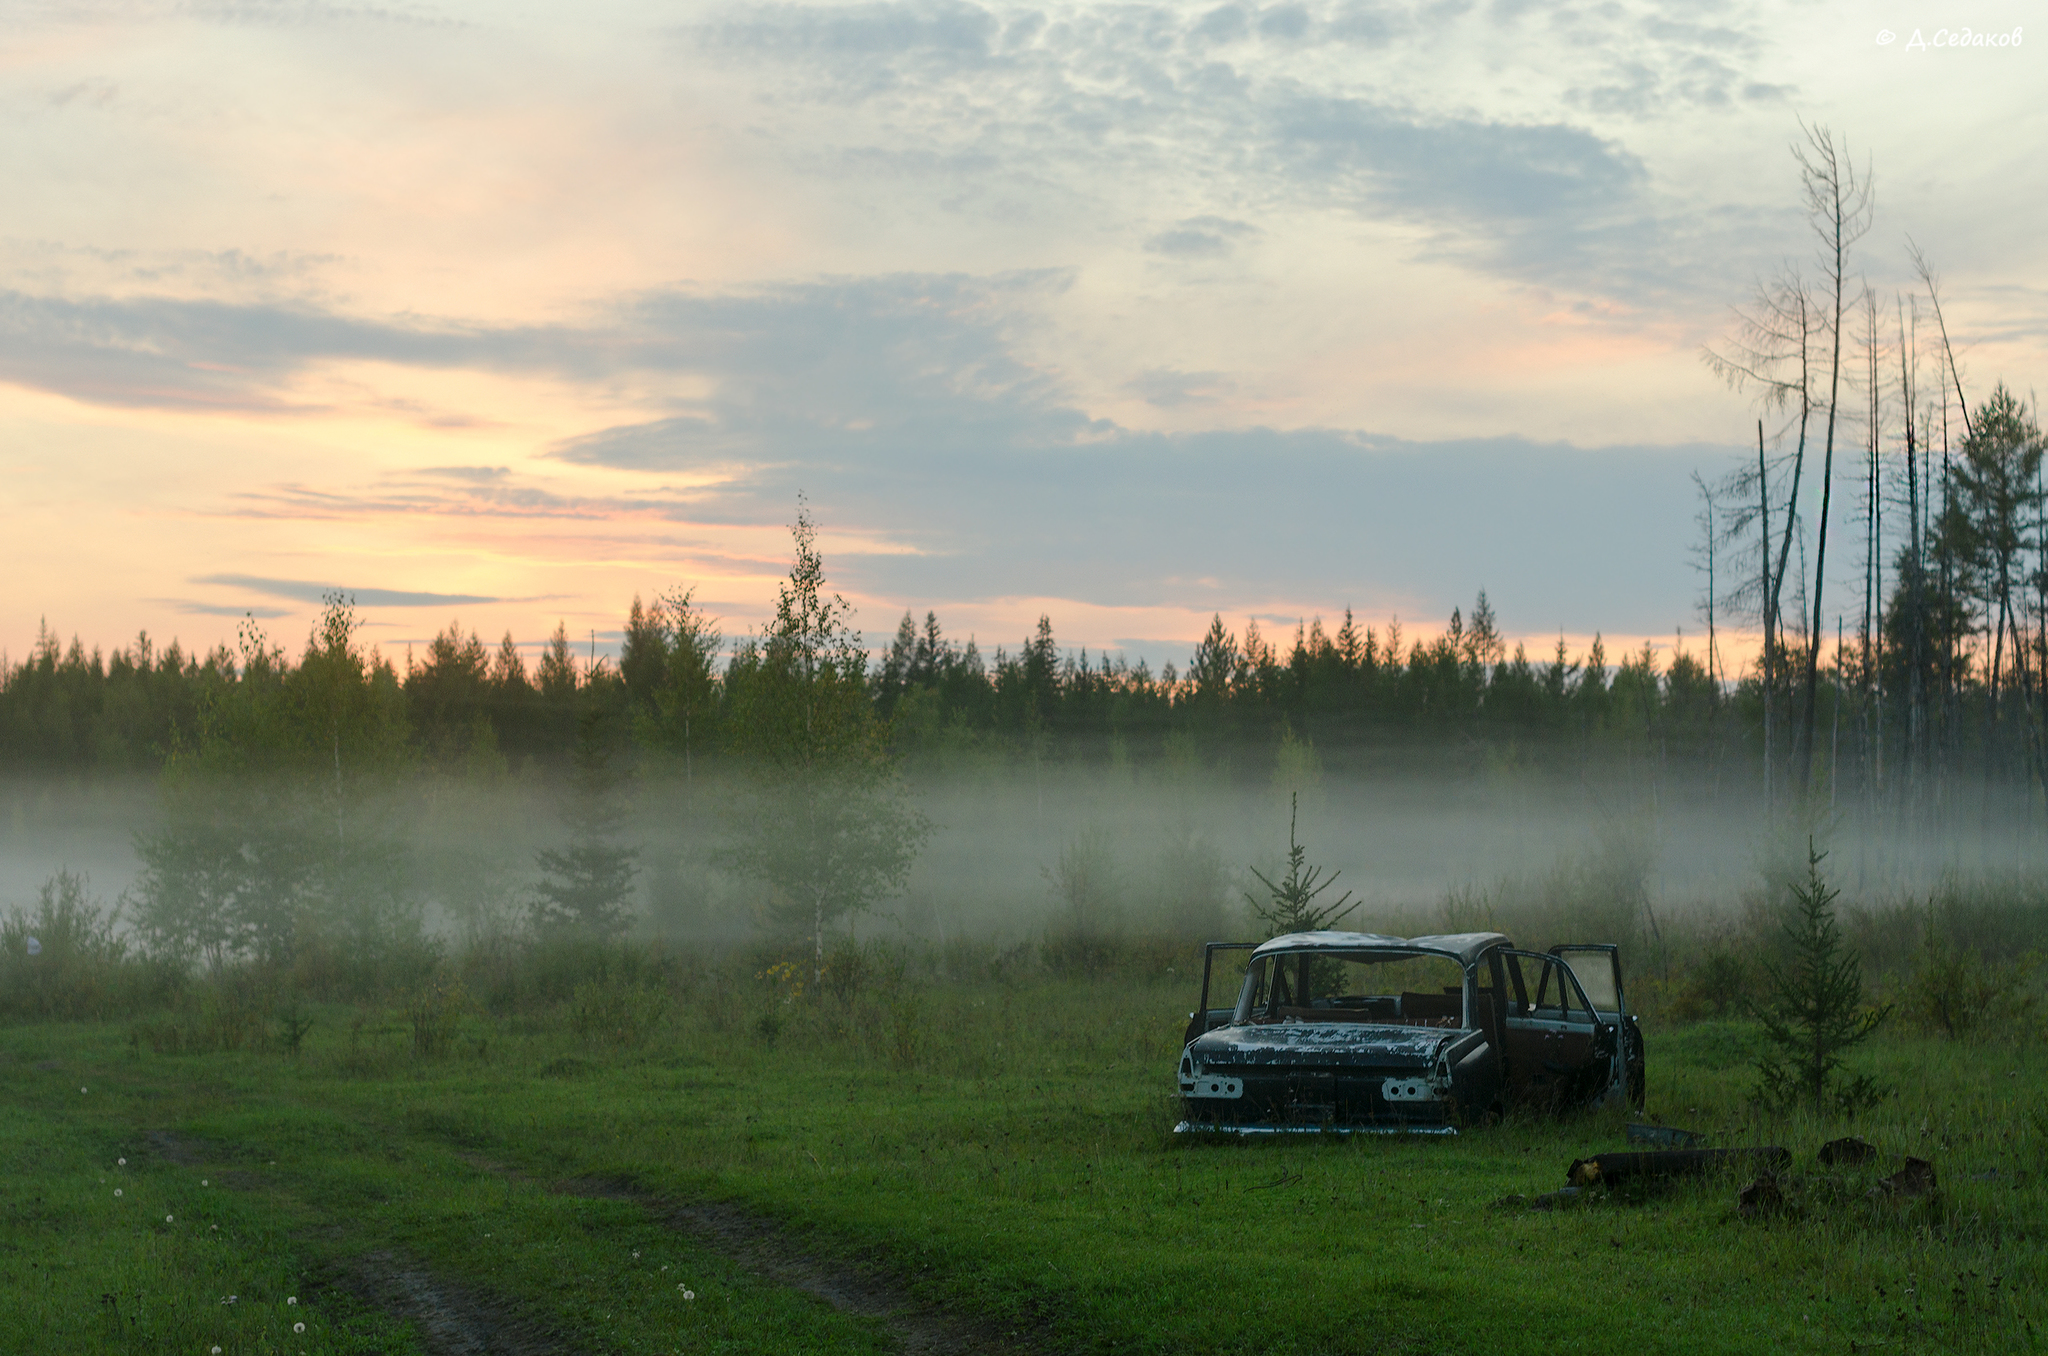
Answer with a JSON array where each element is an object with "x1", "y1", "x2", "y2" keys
[{"x1": 6, "y1": 763, "x2": 2041, "y2": 958}]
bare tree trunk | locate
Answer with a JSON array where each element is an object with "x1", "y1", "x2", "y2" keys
[
  {"x1": 1900, "y1": 298, "x2": 1924, "y2": 789},
  {"x1": 1759, "y1": 421, "x2": 1775, "y2": 809},
  {"x1": 1797, "y1": 126, "x2": 1872, "y2": 799},
  {"x1": 1865, "y1": 291, "x2": 1883, "y2": 808}
]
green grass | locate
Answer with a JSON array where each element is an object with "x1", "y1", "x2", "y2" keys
[{"x1": 4, "y1": 974, "x2": 2046, "y2": 1354}]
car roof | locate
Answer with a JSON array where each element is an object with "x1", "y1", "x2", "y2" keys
[{"x1": 1249, "y1": 930, "x2": 1511, "y2": 967}]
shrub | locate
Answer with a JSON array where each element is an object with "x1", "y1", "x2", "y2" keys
[
  {"x1": 406, "y1": 972, "x2": 467, "y2": 1056},
  {"x1": 1899, "y1": 903, "x2": 2038, "y2": 1039},
  {"x1": 0, "y1": 871, "x2": 173, "y2": 1020}
]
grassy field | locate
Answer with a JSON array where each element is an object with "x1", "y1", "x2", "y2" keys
[{"x1": 3, "y1": 963, "x2": 2045, "y2": 1355}]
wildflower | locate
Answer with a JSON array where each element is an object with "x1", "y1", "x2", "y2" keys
[
  {"x1": 213, "y1": 1348, "x2": 222, "y2": 1354},
  {"x1": 287, "y1": 1297, "x2": 298, "y2": 1305},
  {"x1": 114, "y1": 1189, "x2": 123, "y2": 1197},
  {"x1": 166, "y1": 1215, "x2": 175, "y2": 1223},
  {"x1": 81, "y1": 1087, "x2": 88, "y2": 1093},
  {"x1": 632, "y1": 1251, "x2": 640, "y2": 1258},
  {"x1": 117, "y1": 1158, "x2": 126, "y2": 1166},
  {"x1": 201, "y1": 1179, "x2": 208, "y2": 1186},
  {"x1": 210, "y1": 1225, "x2": 218, "y2": 1231},
  {"x1": 294, "y1": 1322, "x2": 306, "y2": 1334},
  {"x1": 685, "y1": 1290, "x2": 696, "y2": 1300}
]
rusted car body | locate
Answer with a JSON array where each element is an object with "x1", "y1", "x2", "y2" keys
[{"x1": 1176, "y1": 930, "x2": 1643, "y2": 1134}]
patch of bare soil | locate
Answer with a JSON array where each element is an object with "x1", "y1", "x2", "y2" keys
[
  {"x1": 338, "y1": 1251, "x2": 575, "y2": 1356},
  {"x1": 548, "y1": 1174, "x2": 1047, "y2": 1356},
  {"x1": 145, "y1": 1130, "x2": 571, "y2": 1356}
]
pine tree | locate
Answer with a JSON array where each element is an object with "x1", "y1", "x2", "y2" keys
[
  {"x1": 619, "y1": 595, "x2": 669, "y2": 714},
  {"x1": 652, "y1": 587, "x2": 722, "y2": 782},
  {"x1": 1750, "y1": 840, "x2": 1890, "y2": 1116},
  {"x1": 1244, "y1": 794, "x2": 1358, "y2": 937},
  {"x1": 531, "y1": 708, "x2": 639, "y2": 940}
]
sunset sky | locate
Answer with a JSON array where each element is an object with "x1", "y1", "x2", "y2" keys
[{"x1": 3, "y1": 0, "x2": 2041, "y2": 677}]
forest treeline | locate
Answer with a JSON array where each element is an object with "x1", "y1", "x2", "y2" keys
[{"x1": 0, "y1": 572, "x2": 2036, "y2": 799}]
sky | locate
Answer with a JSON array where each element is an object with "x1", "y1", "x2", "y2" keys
[{"x1": 2, "y1": 0, "x2": 2043, "y2": 678}]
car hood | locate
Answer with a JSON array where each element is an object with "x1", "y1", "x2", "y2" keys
[{"x1": 1188, "y1": 1022, "x2": 1462, "y2": 1069}]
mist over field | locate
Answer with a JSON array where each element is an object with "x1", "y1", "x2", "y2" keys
[{"x1": 7, "y1": 755, "x2": 2042, "y2": 961}]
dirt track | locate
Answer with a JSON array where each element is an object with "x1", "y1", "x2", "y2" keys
[{"x1": 147, "y1": 1129, "x2": 1043, "y2": 1355}]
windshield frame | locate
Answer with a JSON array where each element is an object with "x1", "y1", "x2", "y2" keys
[{"x1": 1231, "y1": 947, "x2": 1476, "y2": 1029}]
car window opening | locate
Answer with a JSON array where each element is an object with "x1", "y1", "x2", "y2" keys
[{"x1": 1235, "y1": 951, "x2": 1469, "y2": 1028}]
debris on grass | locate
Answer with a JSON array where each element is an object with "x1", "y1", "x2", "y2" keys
[
  {"x1": 1488, "y1": 1187, "x2": 1584, "y2": 1211},
  {"x1": 1818, "y1": 1136, "x2": 1878, "y2": 1166},
  {"x1": 1737, "y1": 1175, "x2": 1785, "y2": 1219},
  {"x1": 1872, "y1": 1156, "x2": 1938, "y2": 1200},
  {"x1": 1627, "y1": 1122, "x2": 1706, "y2": 1149},
  {"x1": 1567, "y1": 1147, "x2": 1791, "y2": 1189}
]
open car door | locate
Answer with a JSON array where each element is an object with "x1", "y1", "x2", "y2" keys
[
  {"x1": 1183, "y1": 942, "x2": 1258, "y2": 1047},
  {"x1": 1498, "y1": 950, "x2": 1603, "y2": 1108},
  {"x1": 1550, "y1": 944, "x2": 1641, "y2": 1108}
]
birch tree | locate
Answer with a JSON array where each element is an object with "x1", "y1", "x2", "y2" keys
[{"x1": 719, "y1": 501, "x2": 928, "y2": 983}]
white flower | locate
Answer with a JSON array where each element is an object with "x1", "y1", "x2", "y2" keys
[
  {"x1": 287, "y1": 1297, "x2": 297, "y2": 1305},
  {"x1": 212, "y1": 1348, "x2": 222, "y2": 1354},
  {"x1": 117, "y1": 1158, "x2": 126, "y2": 1166},
  {"x1": 632, "y1": 1251, "x2": 640, "y2": 1258},
  {"x1": 114, "y1": 1189, "x2": 122, "y2": 1197},
  {"x1": 685, "y1": 1290, "x2": 696, "y2": 1301},
  {"x1": 81, "y1": 1087, "x2": 88, "y2": 1094},
  {"x1": 201, "y1": 1179, "x2": 208, "y2": 1186},
  {"x1": 166, "y1": 1215, "x2": 174, "y2": 1223},
  {"x1": 210, "y1": 1225, "x2": 218, "y2": 1231},
  {"x1": 294, "y1": 1322, "x2": 306, "y2": 1333}
]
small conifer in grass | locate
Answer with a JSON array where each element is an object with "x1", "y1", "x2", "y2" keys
[
  {"x1": 531, "y1": 707, "x2": 640, "y2": 940},
  {"x1": 1245, "y1": 793, "x2": 1359, "y2": 938},
  {"x1": 1749, "y1": 839, "x2": 1890, "y2": 1117}
]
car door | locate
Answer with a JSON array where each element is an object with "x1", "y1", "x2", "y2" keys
[
  {"x1": 1551, "y1": 943, "x2": 1637, "y2": 1106},
  {"x1": 1499, "y1": 950, "x2": 1600, "y2": 1106},
  {"x1": 1182, "y1": 942, "x2": 1258, "y2": 1047}
]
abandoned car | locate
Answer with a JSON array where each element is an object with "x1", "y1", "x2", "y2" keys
[{"x1": 1177, "y1": 931, "x2": 1644, "y2": 1133}]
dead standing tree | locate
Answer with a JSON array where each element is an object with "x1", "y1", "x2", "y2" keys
[
  {"x1": 1708, "y1": 124, "x2": 1873, "y2": 803},
  {"x1": 1706, "y1": 287, "x2": 1811, "y2": 807},
  {"x1": 1792, "y1": 124, "x2": 1874, "y2": 798}
]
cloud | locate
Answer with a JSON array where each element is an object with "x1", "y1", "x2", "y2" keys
[
  {"x1": 1126, "y1": 369, "x2": 1231, "y2": 408},
  {"x1": 193, "y1": 574, "x2": 502, "y2": 607},
  {"x1": 670, "y1": 0, "x2": 1832, "y2": 309},
  {"x1": 0, "y1": 272, "x2": 1097, "y2": 440},
  {"x1": 2, "y1": 258, "x2": 1723, "y2": 640},
  {"x1": 1144, "y1": 216, "x2": 1259, "y2": 258},
  {"x1": 417, "y1": 465, "x2": 513, "y2": 481},
  {"x1": 148, "y1": 599, "x2": 296, "y2": 619},
  {"x1": 545, "y1": 414, "x2": 1717, "y2": 638},
  {"x1": 1266, "y1": 96, "x2": 1647, "y2": 223},
  {"x1": 682, "y1": 1, "x2": 1699, "y2": 297},
  {"x1": 0, "y1": 288, "x2": 513, "y2": 412}
]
